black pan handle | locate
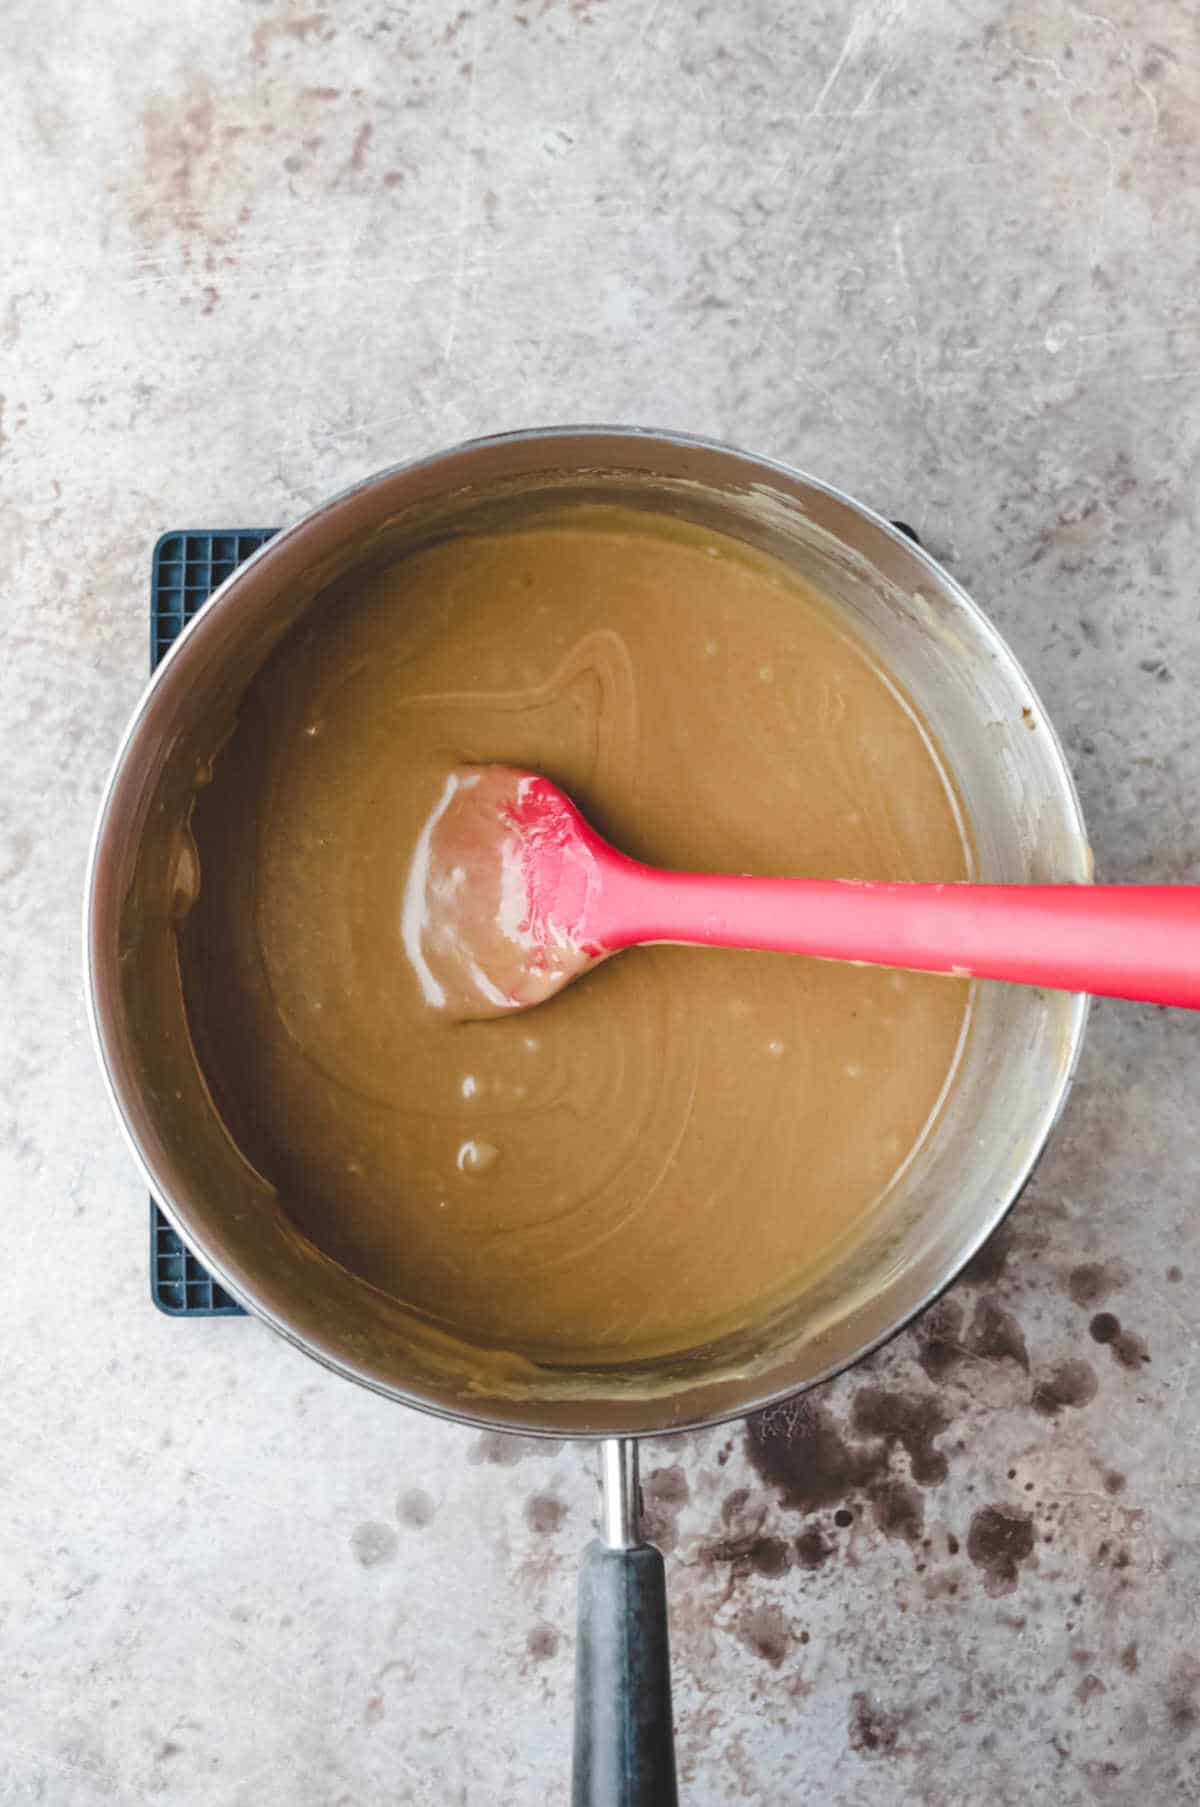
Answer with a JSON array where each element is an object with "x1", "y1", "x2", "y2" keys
[{"x1": 571, "y1": 1441, "x2": 678, "y2": 1807}]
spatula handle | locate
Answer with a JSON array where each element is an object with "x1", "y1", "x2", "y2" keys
[{"x1": 596, "y1": 874, "x2": 1200, "y2": 1010}]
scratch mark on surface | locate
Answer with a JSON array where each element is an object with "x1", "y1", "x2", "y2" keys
[
  {"x1": 612, "y1": 0, "x2": 669, "y2": 85},
  {"x1": 442, "y1": 16, "x2": 480, "y2": 363},
  {"x1": 765, "y1": 1, "x2": 907, "y2": 211},
  {"x1": 891, "y1": 218, "x2": 927, "y2": 403},
  {"x1": 803, "y1": 17, "x2": 868, "y2": 120},
  {"x1": 1133, "y1": 73, "x2": 1160, "y2": 136},
  {"x1": 1067, "y1": 3, "x2": 1117, "y2": 29},
  {"x1": 349, "y1": 121, "x2": 373, "y2": 173},
  {"x1": 1066, "y1": 4, "x2": 1159, "y2": 138},
  {"x1": 803, "y1": 0, "x2": 907, "y2": 121},
  {"x1": 1140, "y1": 364, "x2": 1200, "y2": 382},
  {"x1": 850, "y1": 53, "x2": 894, "y2": 119},
  {"x1": 1008, "y1": 45, "x2": 1069, "y2": 91}
]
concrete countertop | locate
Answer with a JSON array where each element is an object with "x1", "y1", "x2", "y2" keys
[{"x1": 4, "y1": 1, "x2": 1199, "y2": 1801}]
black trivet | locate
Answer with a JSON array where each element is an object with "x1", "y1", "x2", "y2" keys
[{"x1": 149, "y1": 531, "x2": 277, "y2": 1314}]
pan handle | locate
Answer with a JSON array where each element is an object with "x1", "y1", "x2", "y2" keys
[{"x1": 571, "y1": 1439, "x2": 678, "y2": 1807}]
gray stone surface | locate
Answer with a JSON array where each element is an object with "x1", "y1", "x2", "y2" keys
[{"x1": 3, "y1": 0, "x2": 1200, "y2": 1800}]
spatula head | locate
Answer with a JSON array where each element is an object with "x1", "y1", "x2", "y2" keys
[{"x1": 401, "y1": 765, "x2": 606, "y2": 1021}]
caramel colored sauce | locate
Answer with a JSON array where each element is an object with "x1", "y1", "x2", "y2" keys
[{"x1": 180, "y1": 509, "x2": 970, "y2": 1363}]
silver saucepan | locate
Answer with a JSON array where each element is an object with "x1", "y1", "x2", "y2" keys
[{"x1": 85, "y1": 429, "x2": 1089, "y2": 1802}]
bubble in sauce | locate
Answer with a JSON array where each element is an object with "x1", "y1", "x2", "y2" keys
[{"x1": 456, "y1": 1139, "x2": 499, "y2": 1176}]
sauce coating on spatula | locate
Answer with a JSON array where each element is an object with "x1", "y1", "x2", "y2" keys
[{"x1": 402, "y1": 765, "x2": 606, "y2": 1018}]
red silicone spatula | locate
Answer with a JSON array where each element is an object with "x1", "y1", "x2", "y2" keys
[{"x1": 401, "y1": 764, "x2": 1200, "y2": 1020}]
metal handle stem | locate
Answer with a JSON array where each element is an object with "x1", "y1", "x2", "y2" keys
[{"x1": 599, "y1": 1438, "x2": 641, "y2": 1549}]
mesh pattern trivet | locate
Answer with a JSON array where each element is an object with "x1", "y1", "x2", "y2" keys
[{"x1": 148, "y1": 531, "x2": 277, "y2": 1314}]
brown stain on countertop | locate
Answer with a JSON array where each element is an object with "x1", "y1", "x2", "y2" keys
[
  {"x1": 1075, "y1": 1671, "x2": 1107, "y2": 1707},
  {"x1": 526, "y1": 1622, "x2": 560, "y2": 1663},
  {"x1": 470, "y1": 1431, "x2": 564, "y2": 1465},
  {"x1": 1032, "y1": 1358, "x2": 1099, "y2": 1416},
  {"x1": 870, "y1": 1478, "x2": 925, "y2": 1544},
  {"x1": 793, "y1": 1525, "x2": 834, "y2": 1569},
  {"x1": 851, "y1": 1386, "x2": 952, "y2": 1486},
  {"x1": 911, "y1": 1296, "x2": 965, "y2": 1380},
  {"x1": 251, "y1": 11, "x2": 336, "y2": 64},
  {"x1": 1166, "y1": 1656, "x2": 1200, "y2": 1737},
  {"x1": 350, "y1": 1521, "x2": 399, "y2": 1568},
  {"x1": 735, "y1": 1602, "x2": 791, "y2": 1667},
  {"x1": 848, "y1": 1691, "x2": 904, "y2": 1758},
  {"x1": 744, "y1": 1398, "x2": 886, "y2": 1513},
  {"x1": 642, "y1": 1464, "x2": 690, "y2": 1554},
  {"x1": 966, "y1": 1504, "x2": 1035, "y2": 1595},
  {"x1": 396, "y1": 1487, "x2": 436, "y2": 1528},
  {"x1": 139, "y1": 77, "x2": 216, "y2": 227},
  {"x1": 1089, "y1": 1313, "x2": 1151, "y2": 1370},
  {"x1": 1067, "y1": 1260, "x2": 1127, "y2": 1308},
  {"x1": 349, "y1": 121, "x2": 373, "y2": 172},
  {"x1": 741, "y1": 1383, "x2": 953, "y2": 1564},
  {"x1": 727, "y1": 1532, "x2": 792, "y2": 1577},
  {"x1": 699, "y1": 1490, "x2": 794, "y2": 1580},
  {"x1": 970, "y1": 1297, "x2": 1030, "y2": 1370},
  {"x1": 745, "y1": 1384, "x2": 953, "y2": 1501},
  {"x1": 913, "y1": 1293, "x2": 1028, "y2": 1381},
  {"x1": 524, "y1": 1493, "x2": 567, "y2": 1534}
]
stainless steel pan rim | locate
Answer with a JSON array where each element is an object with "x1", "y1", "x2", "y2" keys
[{"x1": 84, "y1": 424, "x2": 1090, "y2": 1438}]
